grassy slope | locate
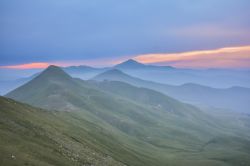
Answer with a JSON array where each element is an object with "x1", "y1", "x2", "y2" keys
[
  {"x1": 2, "y1": 95, "x2": 250, "y2": 166},
  {"x1": 0, "y1": 96, "x2": 125, "y2": 166},
  {"x1": 4, "y1": 66, "x2": 250, "y2": 166}
]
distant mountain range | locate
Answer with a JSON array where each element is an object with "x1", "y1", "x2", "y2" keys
[
  {"x1": 1, "y1": 59, "x2": 249, "y2": 95},
  {"x1": 92, "y1": 69, "x2": 250, "y2": 113},
  {"x1": 2, "y1": 60, "x2": 249, "y2": 112},
  {"x1": 4, "y1": 65, "x2": 250, "y2": 165},
  {"x1": 62, "y1": 59, "x2": 174, "y2": 80},
  {"x1": 65, "y1": 59, "x2": 250, "y2": 88},
  {"x1": 114, "y1": 59, "x2": 174, "y2": 70}
]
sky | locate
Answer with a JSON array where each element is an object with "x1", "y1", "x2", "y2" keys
[{"x1": 0, "y1": 0, "x2": 250, "y2": 68}]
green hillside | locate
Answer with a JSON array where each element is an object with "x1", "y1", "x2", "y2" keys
[
  {"x1": 4, "y1": 66, "x2": 250, "y2": 166},
  {"x1": 0, "y1": 96, "x2": 125, "y2": 166}
]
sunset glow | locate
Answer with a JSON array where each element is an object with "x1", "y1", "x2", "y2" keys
[
  {"x1": 0, "y1": 57, "x2": 125, "y2": 69},
  {"x1": 134, "y1": 45, "x2": 250, "y2": 68},
  {"x1": 1, "y1": 45, "x2": 250, "y2": 69},
  {"x1": 0, "y1": 63, "x2": 50, "y2": 69}
]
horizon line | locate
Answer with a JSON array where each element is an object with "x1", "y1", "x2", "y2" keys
[{"x1": 1, "y1": 45, "x2": 250, "y2": 69}]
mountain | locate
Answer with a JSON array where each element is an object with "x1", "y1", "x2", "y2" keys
[
  {"x1": 5, "y1": 65, "x2": 250, "y2": 165},
  {"x1": 60, "y1": 59, "x2": 250, "y2": 88},
  {"x1": 114, "y1": 59, "x2": 174, "y2": 70},
  {"x1": 6, "y1": 65, "x2": 80, "y2": 111},
  {"x1": 88, "y1": 80, "x2": 201, "y2": 116},
  {"x1": 92, "y1": 69, "x2": 250, "y2": 112},
  {"x1": 61, "y1": 59, "x2": 174, "y2": 81},
  {"x1": 165, "y1": 83, "x2": 250, "y2": 112},
  {"x1": 63, "y1": 65, "x2": 109, "y2": 80},
  {"x1": 92, "y1": 69, "x2": 140, "y2": 84},
  {"x1": 113, "y1": 60, "x2": 250, "y2": 88},
  {"x1": 114, "y1": 59, "x2": 146, "y2": 69}
]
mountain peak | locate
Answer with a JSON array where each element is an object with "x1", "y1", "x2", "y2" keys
[
  {"x1": 36, "y1": 65, "x2": 71, "y2": 80},
  {"x1": 124, "y1": 59, "x2": 140, "y2": 64},
  {"x1": 46, "y1": 65, "x2": 61, "y2": 70},
  {"x1": 5, "y1": 65, "x2": 75, "y2": 106},
  {"x1": 114, "y1": 59, "x2": 145, "y2": 69}
]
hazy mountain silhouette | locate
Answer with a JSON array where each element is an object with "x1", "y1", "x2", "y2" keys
[{"x1": 114, "y1": 59, "x2": 174, "y2": 70}]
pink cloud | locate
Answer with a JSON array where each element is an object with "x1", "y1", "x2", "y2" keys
[
  {"x1": 0, "y1": 63, "x2": 50, "y2": 69},
  {"x1": 0, "y1": 56, "x2": 130, "y2": 69}
]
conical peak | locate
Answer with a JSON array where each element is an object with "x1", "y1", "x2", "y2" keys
[
  {"x1": 120, "y1": 59, "x2": 142, "y2": 65},
  {"x1": 114, "y1": 59, "x2": 145, "y2": 69},
  {"x1": 37, "y1": 65, "x2": 71, "y2": 80},
  {"x1": 46, "y1": 65, "x2": 62, "y2": 71},
  {"x1": 124, "y1": 59, "x2": 139, "y2": 63}
]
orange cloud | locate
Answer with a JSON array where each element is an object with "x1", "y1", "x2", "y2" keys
[
  {"x1": 134, "y1": 45, "x2": 250, "y2": 68},
  {"x1": 2, "y1": 45, "x2": 250, "y2": 69}
]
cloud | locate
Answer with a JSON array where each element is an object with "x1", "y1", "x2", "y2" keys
[
  {"x1": 1, "y1": 46, "x2": 250, "y2": 69},
  {"x1": 0, "y1": 63, "x2": 50, "y2": 69},
  {"x1": 0, "y1": 56, "x2": 130, "y2": 69},
  {"x1": 134, "y1": 45, "x2": 250, "y2": 68},
  {"x1": 1, "y1": 0, "x2": 250, "y2": 66}
]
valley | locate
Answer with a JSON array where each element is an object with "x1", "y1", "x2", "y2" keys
[{"x1": 1, "y1": 66, "x2": 250, "y2": 166}]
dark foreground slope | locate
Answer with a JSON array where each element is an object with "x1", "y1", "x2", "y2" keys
[
  {"x1": 0, "y1": 96, "x2": 125, "y2": 166},
  {"x1": 5, "y1": 66, "x2": 250, "y2": 166}
]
